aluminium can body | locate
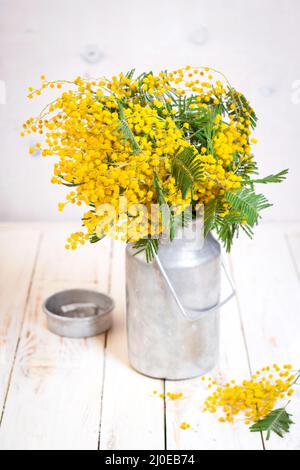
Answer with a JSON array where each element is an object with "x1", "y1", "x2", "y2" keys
[{"x1": 126, "y1": 232, "x2": 221, "y2": 380}]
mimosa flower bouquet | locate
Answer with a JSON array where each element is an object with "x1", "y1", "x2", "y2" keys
[
  {"x1": 23, "y1": 66, "x2": 287, "y2": 259},
  {"x1": 24, "y1": 66, "x2": 287, "y2": 380}
]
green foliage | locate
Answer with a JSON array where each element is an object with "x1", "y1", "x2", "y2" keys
[
  {"x1": 58, "y1": 174, "x2": 82, "y2": 187},
  {"x1": 214, "y1": 217, "x2": 238, "y2": 252},
  {"x1": 153, "y1": 173, "x2": 168, "y2": 206},
  {"x1": 203, "y1": 194, "x2": 256, "y2": 251},
  {"x1": 132, "y1": 210, "x2": 192, "y2": 261},
  {"x1": 204, "y1": 198, "x2": 217, "y2": 238},
  {"x1": 225, "y1": 189, "x2": 272, "y2": 226},
  {"x1": 115, "y1": 102, "x2": 141, "y2": 155},
  {"x1": 171, "y1": 147, "x2": 203, "y2": 199},
  {"x1": 251, "y1": 169, "x2": 289, "y2": 185},
  {"x1": 226, "y1": 88, "x2": 258, "y2": 129},
  {"x1": 136, "y1": 175, "x2": 195, "y2": 261},
  {"x1": 170, "y1": 206, "x2": 193, "y2": 241},
  {"x1": 133, "y1": 237, "x2": 159, "y2": 263},
  {"x1": 117, "y1": 69, "x2": 286, "y2": 254},
  {"x1": 250, "y1": 407, "x2": 294, "y2": 440},
  {"x1": 132, "y1": 176, "x2": 164, "y2": 261},
  {"x1": 89, "y1": 234, "x2": 103, "y2": 244},
  {"x1": 61, "y1": 182, "x2": 81, "y2": 187},
  {"x1": 125, "y1": 68, "x2": 136, "y2": 79}
]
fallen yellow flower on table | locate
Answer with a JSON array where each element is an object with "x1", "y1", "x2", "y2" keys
[
  {"x1": 180, "y1": 422, "x2": 191, "y2": 430},
  {"x1": 154, "y1": 391, "x2": 184, "y2": 400},
  {"x1": 203, "y1": 364, "x2": 296, "y2": 424},
  {"x1": 203, "y1": 364, "x2": 299, "y2": 440}
]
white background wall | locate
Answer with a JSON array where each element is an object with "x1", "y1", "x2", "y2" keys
[{"x1": 0, "y1": 0, "x2": 299, "y2": 221}]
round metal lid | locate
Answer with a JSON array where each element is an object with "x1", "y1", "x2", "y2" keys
[{"x1": 43, "y1": 289, "x2": 114, "y2": 338}]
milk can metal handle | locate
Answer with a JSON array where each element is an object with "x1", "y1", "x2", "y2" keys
[{"x1": 154, "y1": 254, "x2": 236, "y2": 322}]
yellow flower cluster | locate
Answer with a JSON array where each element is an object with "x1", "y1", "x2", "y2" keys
[
  {"x1": 180, "y1": 422, "x2": 191, "y2": 430},
  {"x1": 23, "y1": 66, "x2": 258, "y2": 247},
  {"x1": 153, "y1": 390, "x2": 184, "y2": 400},
  {"x1": 203, "y1": 364, "x2": 296, "y2": 425},
  {"x1": 163, "y1": 67, "x2": 255, "y2": 209},
  {"x1": 165, "y1": 391, "x2": 184, "y2": 400}
]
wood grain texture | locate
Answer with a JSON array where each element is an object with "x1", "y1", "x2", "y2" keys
[
  {"x1": 165, "y1": 257, "x2": 262, "y2": 450},
  {"x1": 0, "y1": 222, "x2": 299, "y2": 450},
  {"x1": 99, "y1": 241, "x2": 165, "y2": 450},
  {"x1": 0, "y1": 225, "x2": 40, "y2": 416},
  {"x1": 230, "y1": 224, "x2": 300, "y2": 450},
  {"x1": 0, "y1": 225, "x2": 112, "y2": 450}
]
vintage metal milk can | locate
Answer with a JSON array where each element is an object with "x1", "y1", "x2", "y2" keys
[{"x1": 126, "y1": 227, "x2": 235, "y2": 380}]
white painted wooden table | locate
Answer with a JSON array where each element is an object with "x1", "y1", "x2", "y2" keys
[{"x1": 0, "y1": 222, "x2": 299, "y2": 450}]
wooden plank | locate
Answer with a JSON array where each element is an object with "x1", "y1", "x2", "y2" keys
[
  {"x1": 0, "y1": 225, "x2": 40, "y2": 417},
  {"x1": 99, "y1": 241, "x2": 165, "y2": 450},
  {"x1": 165, "y1": 256, "x2": 262, "y2": 450},
  {"x1": 1, "y1": 223, "x2": 299, "y2": 449},
  {"x1": 0, "y1": 225, "x2": 111, "y2": 450},
  {"x1": 230, "y1": 224, "x2": 300, "y2": 450}
]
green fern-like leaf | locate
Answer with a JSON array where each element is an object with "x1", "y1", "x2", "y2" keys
[
  {"x1": 250, "y1": 407, "x2": 294, "y2": 440},
  {"x1": 225, "y1": 189, "x2": 272, "y2": 226},
  {"x1": 204, "y1": 198, "x2": 217, "y2": 237},
  {"x1": 154, "y1": 173, "x2": 177, "y2": 240},
  {"x1": 125, "y1": 68, "x2": 136, "y2": 79},
  {"x1": 240, "y1": 222, "x2": 254, "y2": 239},
  {"x1": 90, "y1": 234, "x2": 105, "y2": 244},
  {"x1": 173, "y1": 206, "x2": 193, "y2": 229},
  {"x1": 153, "y1": 174, "x2": 167, "y2": 206},
  {"x1": 132, "y1": 237, "x2": 159, "y2": 263},
  {"x1": 251, "y1": 169, "x2": 289, "y2": 185},
  {"x1": 226, "y1": 88, "x2": 258, "y2": 129},
  {"x1": 170, "y1": 205, "x2": 193, "y2": 241},
  {"x1": 214, "y1": 217, "x2": 238, "y2": 252},
  {"x1": 58, "y1": 175, "x2": 83, "y2": 187},
  {"x1": 171, "y1": 147, "x2": 203, "y2": 199},
  {"x1": 61, "y1": 182, "x2": 82, "y2": 187},
  {"x1": 115, "y1": 102, "x2": 141, "y2": 155},
  {"x1": 235, "y1": 158, "x2": 258, "y2": 178},
  {"x1": 203, "y1": 195, "x2": 256, "y2": 250}
]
